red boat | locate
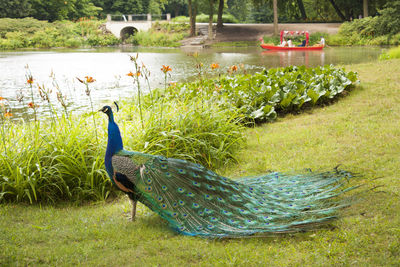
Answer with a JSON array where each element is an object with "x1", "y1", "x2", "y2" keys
[
  {"x1": 260, "y1": 30, "x2": 324, "y2": 51},
  {"x1": 260, "y1": 44, "x2": 324, "y2": 51}
]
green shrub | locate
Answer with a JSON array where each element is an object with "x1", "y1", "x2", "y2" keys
[
  {"x1": 332, "y1": 1, "x2": 400, "y2": 46},
  {"x1": 195, "y1": 13, "x2": 239, "y2": 23},
  {"x1": 262, "y1": 35, "x2": 281, "y2": 45},
  {"x1": 0, "y1": 18, "x2": 48, "y2": 38},
  {"x1": 339, "y1": 17, "x2": 380, "y2": 38},
  {"x1": 0, "y1": 17, "x2": 119, "y2": 50},
  {"x1": 151, "y1": 21, "x2": 190, "y2": 34},
  {"x1": 172, "y1": 16, "x2": 189, "y2": 23},
  {"x1": 325, "y1": 34, "x2": 347, "y2": 46},
  {"x1": 131, "y1": 31, "x2": 185, "y2": 47},
  {"x1": 65, "y1": 37, "x2": 83, "y2": 48},
  {"x1": 379, "y1": 45, "x2": 400, "y2": 60},
  {"x1": 127, "y1": 22, "x2": 189, "y2": 47}
]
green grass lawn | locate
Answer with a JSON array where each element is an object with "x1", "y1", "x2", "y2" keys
[{"x1": 1, "y1": 59, "x2": 400, "y2": 266}]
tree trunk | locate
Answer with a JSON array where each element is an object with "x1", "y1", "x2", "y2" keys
[
  {"x1": 188, "y1": 0, "x2": 196, "y2": 37},
  {"x1": 363, "y1": 0, "x2": 368, "y2": 18},
  {"x1": 217, "y1": 0, "x2": 224, "y2": 29},
  {"x1": 327, "y1": 0, "x2": 346, "y2": 21},
  {"x1": 296, "y1": 0, "x2": 307, "y2": 20},
  {"x1": 208, "y1": 0, "x2": 214, "y2": 39},
  {"x1": 273, "y1": 0, "x2": 278, "y2": 36},
  {"x1": 174, "y1": 5, "x2": 179, "y2": 18}
]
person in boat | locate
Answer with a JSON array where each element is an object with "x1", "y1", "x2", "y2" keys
[
  {"x1": 279, "y1": 38, "x2": 287, "y2": 47},
  {"x1": 298, "y1": 39, "x2": 307, "y2": 47},
  {"x1": 287, "y1": 39, "x2": 294, "y2": 47},
  {"x1": 319, "y1": 36, "x2": 326, "y2": 47}
]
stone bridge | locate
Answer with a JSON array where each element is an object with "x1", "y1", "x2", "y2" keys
[{"x1": 105, "y1": 14, "x2": 171, "y2": 40}]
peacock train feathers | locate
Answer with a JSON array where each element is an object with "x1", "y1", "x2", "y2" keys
[{"x1": 100, "y1": 105, "x2": 357, "y2": 238}]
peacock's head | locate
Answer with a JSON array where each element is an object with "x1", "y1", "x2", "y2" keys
[
  {"x1": 99, "y1": 102, "x2": 119, "y2": 118},
  {"x1": 99, "y1": 105, "x2": 113, "y2": 116}
]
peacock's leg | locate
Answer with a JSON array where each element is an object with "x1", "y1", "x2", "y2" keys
[{"x1": 130, "y1": 199, "x2": 137, "y2": 221}]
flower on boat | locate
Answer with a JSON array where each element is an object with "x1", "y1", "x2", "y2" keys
[
  {"x1": 211, "y1": 63, "x2": 220, "y2": 70},
  {"x1": 161, "y1": 65, "x2": 172, "y2": 73}
]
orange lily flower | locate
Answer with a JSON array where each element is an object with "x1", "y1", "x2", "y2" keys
[
  {"x1": 27, "y1": 76, "x2": 34, "y2": 84},
  {"x1": 127, "y1": 71, "x2": 141, "y2": 77},
  {"x1": 4, "y1": 112, "x2": 12, "y2": 118},
  {"x1": 28, "y1": 102, "x2": 39, "y2": 109},
  {"x1": 230, "y1": 65, "x2": 238, "y2": 72},
  {"x1": 85, "y1": 76, "x2": 95, "y2": 83},
  {"x1": 161, "y1": 65, "x2": 172, "y2": 73},
  {"x1": 211, "y1": 63, "x2": 220, "y2": 70}
]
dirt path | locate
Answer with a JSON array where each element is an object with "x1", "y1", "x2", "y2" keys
[{"x1": 181, "y1": 23, "x2": 342, "y2": 47}]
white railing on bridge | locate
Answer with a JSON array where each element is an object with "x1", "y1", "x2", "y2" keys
[{"x1": 107, "y1": 14, "x2": 171, "y2": 22}]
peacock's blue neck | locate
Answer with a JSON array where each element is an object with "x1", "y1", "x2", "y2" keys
[{"x1": 105, "y1": 112, "x2": 123, "y2": 179}]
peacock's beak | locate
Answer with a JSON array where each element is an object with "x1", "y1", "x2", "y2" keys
[{"x1": 99, "y1": 106, "x2": 108, "y2": 113}]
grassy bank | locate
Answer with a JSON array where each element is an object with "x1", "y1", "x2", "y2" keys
[{"x1": 1, "y1": 59, "x2": 399, "y2": 265}]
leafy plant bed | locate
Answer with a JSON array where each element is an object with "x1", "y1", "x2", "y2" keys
[{"x1": 155, "y1": 65, "x2": 358, "y2": 124}]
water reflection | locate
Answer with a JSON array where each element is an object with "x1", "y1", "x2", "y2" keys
[
  {"x1": 261, "y1": 50, "x2": 327, "y2": 67},
  {"x1": 0, "y1": 46, "x2": 383, "y2": 118}
]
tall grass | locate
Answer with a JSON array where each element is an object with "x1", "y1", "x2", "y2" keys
[
  {"x1": 0, "y1": 58, "x2": 245, "y2": 203},
  {"x1": 120, "y1": 98, "x2": 245, "y2": 169},
  {"x1": 0, "y1": 115, "x2": 110, "y2": 204}
]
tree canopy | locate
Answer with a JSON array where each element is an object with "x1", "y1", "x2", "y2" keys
[{"x1": 0, "y1": 0, "x2": 398, "y2": 25}]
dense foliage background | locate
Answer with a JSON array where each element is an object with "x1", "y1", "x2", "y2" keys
[{"x1": 0, "y1": 0, "x2": 398, "y2": 23}]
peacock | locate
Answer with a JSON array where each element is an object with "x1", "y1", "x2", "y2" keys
[{"x1": 100, "y1": 104, "x2": 356, "y2": 238}]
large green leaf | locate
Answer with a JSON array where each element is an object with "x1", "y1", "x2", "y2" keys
[{"x1": 307, "y1": 89, "x2": 320, "y2": 105}]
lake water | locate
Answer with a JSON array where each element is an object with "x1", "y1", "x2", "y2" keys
[{"x1": 0, "y1": 46, "x2": 383, "y2": 119}]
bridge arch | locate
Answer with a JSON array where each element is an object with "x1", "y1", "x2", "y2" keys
[
  {"x1": 105, "y1": 14, "x2": 171, "y2": 39},
  {"x1": 120, "y1": 26, "x2": 138, "y2": 40}
]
